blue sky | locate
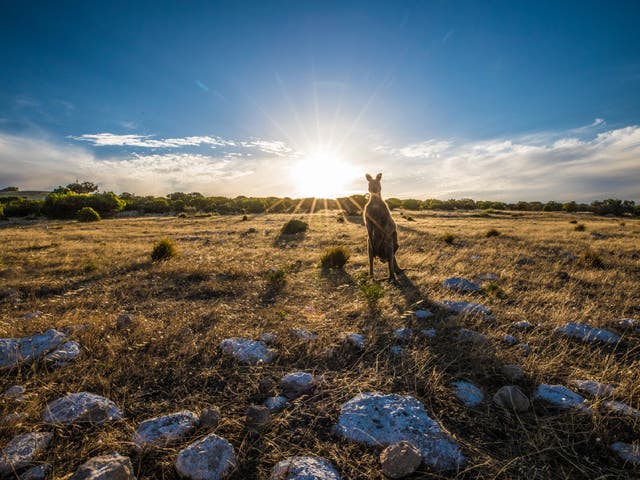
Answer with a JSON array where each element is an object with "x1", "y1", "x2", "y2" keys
[{"x1": 1, "y1": 1, "x2": 639, "y2": 201}]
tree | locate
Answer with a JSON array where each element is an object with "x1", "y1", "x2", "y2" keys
[{"x1": 66, "y1": 181, "x2": 99, "y2": 194}]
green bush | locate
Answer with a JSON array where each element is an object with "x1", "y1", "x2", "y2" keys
[
  {"x1": 281, "y1": 219, "x2": 308, "y2": 235},
  {"x1": 265, "y1": 268, "x2": 287, "y2": 287},
  {"x1": 43, "y1": 192, "x2": 124, "y2": 218},
  {"x1": 83, "y1": 261, "x2": 98, "y2": 273},
  {"x1": 320, "y1": 246, "x2": 350, "y2": 269},
  {"x1": 3, "y1": 199, "x2": 43, "y2": 217},
  {"x1": 574, "y1": 223, "x2": 586, "y2": 231},
  {"x1": 486, "y1": 228, "x2": 501, "y2": 237},
  {"x1": 581, "y1": 249, "x2": 604, "y2": 268},
  {"x1": 442, "y1": 233, "x2": 455, "y2": 244},
  {"x1": 77, "y1": 207, "x2": 101, "y2": 222},
  {"x1": 151, "y1": 238, "x2": 178, "y2": 261},
  {"x1": 0, "y1": 203, "x2": 4, "y2": 219}
]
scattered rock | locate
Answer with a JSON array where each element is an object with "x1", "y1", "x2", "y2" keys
[
  {"x1": 343, "y1": 333, "x2": 365, "y2": 350},
  {"x1": 441, "y1": 301, "x2": 491, "y2": 316},
  {"x1": 420, "y1": 329, "x2": 437, "y2": 339},
  {"x1": 0, "y1": 432, "x2": 52, "y2": 477},
  {"x1": 517, "y1": 343, "x2": 531, "y2": 356},
  {"x1": 554, "y1": 322, "x2": 621, "y2": 345},
  {"x1": 456, "y1": 329, "x2": 488, "y2": 344},
  {"x1": 501, "y1": 365, "x2": 524, "y2": 382},
  {"x1": 476, "y1": 273, "x2": 498, "y2": 282},
  {"x1": 335, "y1": 392, "x2": 465, "y2": 471},
  {"x1": 516, "y1": 258, "x2": 534, "y2": 266},
  {"x1": 245, "y1": 405, "x2": 271, "y2": 432},
  {"x1": 1, "y1": 413, "x2": 27, "y2": 426},
  {"x1": 44, "y1": 341, "x2": 81, "y2": 366},
  {"x1": 415, "y1": 309, "x2": 433, "y2": 320},
  {"x1": 271, "y1": 456, "x2": 341, "y2": 480},
  {"x1": 175, "y1": 433, "x2": 236, "y2": 480},
  {"x1": 116, "y1": 313, "x2": 136, "y2": 330},
  {"x1": 394, "y1": 328, "x2": 411, "y2": 343},
  {"x1": 24, "y1": 311, "x2": 43, "y2": 320},
  {"x1": 19, "y1": 463, "x2": 50, "y2": 480},
  {"x1": 280, "y1": 372, "x2": 314, "y2": 398},
  {"x1": 42, "y1": 392, "x2": 123, "y2": 425},
  {"x1": 4, "y1": 385, "x2": 26, "y2": 401},
  {"x1": 614, "y1": 318, "x2": 638, "y2": 330},
  {"x1": 69, "y1": 452, "x2": 135, "y2": 480},
  {"x1": 199, "y1": 407, "x2": 221, "y2": 429},
  {"x1": 259, "y1": 332, "x2": 278, "y2": 345},
  {"x1": 443, "y1": 277, "x2": 481, "y2": 293},
  {"x1": 512, "y1": 321, "x2": 533, "y2": 331},
  {"x1": 570, "y1": 379, "x2": 615, "y2": 398},
  {"x1": 380, "y1": 441, "x2": 422, "y2": 479},
  {"x1": 493, "y1": 386, "x2": 530, "y2": 412},
  {"x1": 451, "y1": 381, "x2": 484, "y2": 407},
  {"x1": 533, "y1": 384, "x2": 592, "y2": 414},
  {"x1": 219, "y1": 338, "x2": 275, "y2": 365},
  {"x1": 133, "y1": 410, "x2": 199, "y2": 450},
  {"x1": 610, "y1": 442, "x2": 640, "y2": 466},
  {"x1": 264, "y1": 396, "x2": 289, "y2": 413},
  {"x1": 289, "y1": 329, "x2": 318, "y2": 341},
  {"x1": 602, "y1": 400, "x2": 640, "y2": 418},
  {"x1": 503, "y1": 334, "x2": 518, "y2": 345},
  {"x1": 390, "y1": 346, "x2": 404, "y2": 356},
  {"x1": 0, "y1": 329, "x2": 67, "y2": 370}
]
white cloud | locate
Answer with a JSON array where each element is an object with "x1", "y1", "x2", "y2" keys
[
  {"x1": 70, "y1": 133, "x2": 235, "y2": 148},
  {"x1": 240, "y1": 140, "x2": 294, "y2": 156}
]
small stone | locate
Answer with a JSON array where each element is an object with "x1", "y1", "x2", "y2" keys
[
  {"x1": 493, "y1": 386, "x2": 530, "y2": 412},
  {"x1": 280, "y1": 372, "x2": 314, "y2": 398},
  {"x1": 289, "y1": 329, "x2": 318, "y2": 341},
  {"x1": 132, "y1": 410, "x2": 199, "y2": 450},
  {"x1": 69, "y1": 453, "x2": 135, "y2": 480},
  {"x1": 44, "y1": 341, "x2": 81, "y2": 366},
  {"x1": 271, "y1": 456, "x2": 341, "y2": 480},
  {"x1": 219, "y1": 338, "x2": 275, "y2": 365},
  {"x1": 0, "y1": 329, "x2": 67, "y2": 370},
  {"x1": 380, "y1": 441, "x2": 422, "y2": 479},
  {"x1": 533, "y1": 384, "x2": 592, "y2": 414},
  {"x1": 343, "y1": 333, "x2": 365, "y2": 350},
  {"x1": 476, "y1": 273, "x2": 498, "y2": 282},
  {"x1": 443, "y1": 277, "x2": 481, "y2": 293},
  {"x1": 4, "y1": 384, "x2": 26, "y2": 401},
  {"x1": 420, "y1": 329, "x2": 437, "y2": 339},
  {"x1": 501, "y1": 364, "x2": 524, "y2": 382},
  {"x1": 0, "y1": 432, "x2": 53, "y2": 477},
  {"x1": 512, "y1": 321, "x2": 533, "y2": 331},
  {"x1": 259, "y1": 332, "x2": 278, "y2": 345},
  {"x1": 1, "y1": 413, "x2": 27, "y2": 426},
  {"x1": 610, "y1": 442, "x2": 640, "y2": 466},
  {"x1": 175, "y1": 433, "x2": 236, "y2": 480},
  {"x1": 24, "y1": 311, "x2": 43, "y2": 320},
  {"x1": 19, "y1": 464, "x2": 50, "y2": 480},
  {"x1": 199, "y1": 407, "x2": 221, "y2": 429},
  {"x1": 245, "y1": 405, "x2": 270, "y2": 432},
  {"x1": 116, "y1": 313, "x2": 135, "y2": 330},
  {"x1": 615, "y1": 318, "x2": 638, "y2": 330},
  {"x1": 503, "y1": 334, "x2": 518, "y2": 345},
  {"x1": 456, "y1": 328, "x2": 488, "y2": 344},
  {"x1": 441, "y1": 301, "x2": 491, "y2": 316},
  {"x1": 42, "y1": 392, "x2": 123, "y2": 425},
  {"x1": 554, "y1": 322, "x2": 621, "y2": 345},
  {"x1": 394, "y1": 328, "x2": 411, "y2": 343},
  {"x1": 517, "y1": 343, "x2": 531, "y2": 356},
  {"x1": 516, "y1": 258, "x2": 534, "y2": 266},
  {"x1": 602, "y1": 400, "x2": 640, "y2": 418},
  {"x1": 415, "y1": 309, "x2": 433, "y2": 320},
  {"x1": 452, "y1": 381, "x2": 484, "y2": 407},
  {"x1": 571, "y1": 379, "x2": 615, "y2": 397},
  {"x1": 390, "y1": 346, "x2": 404, "y2": 356},
  {"x1": 264, "y1": 396, "x2": 288, "y2": 413}
]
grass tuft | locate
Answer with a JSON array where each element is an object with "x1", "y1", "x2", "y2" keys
[
  {"x1": 151, "y1": 238, "x2": 178, "y2": 261},
  {"x1": 574, "y1": 223, "x2": 586, "y2": 231},
  {"x1": 281, "y1": 219, "x2": 308, "y2": 235},
  {"x1": 76, "y1": 206, "x2": 101, "y2": 222},
  {"x1": 486, "y1": 228, "x2": 501, "y2": 237},
  {"x1": 442, "y1": 233, "x2": 455, "y2": 244},
  {"x1": 320, "y1": 246, "x2": 350, "y2": 269},
  {"x1": 580, "y1": 248, "x2": 604, "y2": 268}
]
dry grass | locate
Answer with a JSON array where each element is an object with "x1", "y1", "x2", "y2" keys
[{"x1": 0, "y1": 211, "x2": 639, "y2": 479}]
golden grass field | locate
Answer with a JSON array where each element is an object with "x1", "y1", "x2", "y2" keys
[{"x1": 1, "y1": 210, "x2": 639, "y2": 479}]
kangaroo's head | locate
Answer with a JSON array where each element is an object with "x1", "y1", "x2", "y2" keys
[{"x1": 365, "y1": 173, "x2": 383, "y2": 195}]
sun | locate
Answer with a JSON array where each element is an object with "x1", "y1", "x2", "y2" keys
[{"x1": 290, "y1": 148, "x2": 359, "y2": 198}]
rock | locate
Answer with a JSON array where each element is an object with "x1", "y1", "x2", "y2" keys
[
  {"x1": 343, "y1": 333, "x2": 365, "y2": 350},
  {"x1": 614, "y1": 318, "x2": 638, "y2": 330},
  {"x1": 443, "y1": 277, "x2": 481, "y2": 293},
  {"x1": 199, "y1": 407, "x2": 221, "y2": 429},
  {"x1": 271, "y1": 456, "x2": 340, "y2": 480},
  {"x1": 533, "y1": 385, "x2": 592, "y2": 414},
  {"x1": 44, "y1": 341, "x2": 80, "y2": 366},
  {"x1": 289, "y1": 329, "x2": 318, "y2": 341},
  {"x1": 219, "y1": 338, "x2": 275, "y2": 365},
  {"x1": 259, "y1": 332, "x2": 278, "y2": 345},
  {"x1": 280, "y1": 372, "x2": 314, "y2": 398},
  {"x1": 1, "y1": 413, "x2": 27, "y2": 426},
  {"x1": 0, "y1": 432, "x2": 53, "y2": 477},
  {"x1": 132, "y1": 410, "x2": 199, "y2": 450},
  {"x1": 4, "y1": 385, "x2": 26, "y2": 401},
  {"x1": 570, "y1": 379, "x2": 615, "y2": 398},
  {"x1": 476, "y1": 273, "x2": 498, "y2": 282},
  {"x1": 501, "y1": 364, "x2": 524, "y2": 382},
  {"x1": 516, "y1": 258, "x2": 534, "y2": 266},
  {"x1": 517, "y1": 343, "x2": 531, "y2": 356},
  {"x1": 554, "y1": 322, "x2": 621, "y2": 345},
  {"x1": 451, "y1": 381, "x2": 484, "y2": 407},
  {"x1": 420, "y1": 329, "x2": 437, "y2": 339},
  {"x1": 42, "y1": 392, "x2": 123, "y2": 425},
  {"x1": 19, "y1": 464, "x2": 50, "y2": 480},
  {"x1": 245, "y1": 405, "x2": 270, "y2": 432},
  {"x1": 415, "y1": 309, "x2": 433, "y2": 320},
  {"x1": 69, "y1": 453, "x2": 135, "y2": 480},
  {"x1": 493, "y1": 386, "x2": 530, "y2": 412},
  {"x1": 503, "y1": 334, "x2": 518, "y2": 345},
  {"x1": 394, "y1": 328, "x2": 411, "y2": 343},
  {"x1": 390, "y1": 346, "x2": 404, "y2": 356},
  {"x1": 602, "y1": 400, "x2": 640, "y2": 418},
  {"x1": 610, "y1": 442, "x2": 640, "y2": 466},
  {"x1": 116, "y1": 313, "x2": 136, "y2": 330},
  {"x1": 512, "y1": 321, "x2": 533, "y2": 331},
  {"x1": 335, "y1": 392, "x2": 465, "y2": 471},
  {"x1": 264, "y1": 396, "x2": 288, "y2": 413},
  {"x1": 456, "y1": 329, "x2": 488, "y2": 344},
  {"x1": 0, "y1": 329, "x2": 67, "y2": 370},
  {"x1": 441, "y1": 301, "x2": 491, "y2": 316},
  {"x1": 380, "y1": 441, "x2": 422, "y2": 479},
  {"x1": 24, "y1": 311, "x2": 43, "y2": 320},
  {"x1": 175, "y1": 433, "x2": 236, "y2": 480}
]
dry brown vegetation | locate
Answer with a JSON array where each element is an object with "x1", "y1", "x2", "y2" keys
[{"x1": 1, "y1": 210, "x2": 639, "y2": 479}]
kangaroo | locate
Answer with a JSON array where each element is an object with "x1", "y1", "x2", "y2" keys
[{"x1": 363, "y1": 173, "x2": 400, "y2": 281}]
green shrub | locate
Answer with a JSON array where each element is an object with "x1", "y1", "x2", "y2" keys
[
  {"x1": 281, "y1": 219, "x2": 308, "y2": 235},
  {"x1": 0, "y1": 203, "x2": 4, "y2": 219},
  {"x1": 43, "y1": 192, "x2": 124, "y2": 218},
  {"x1": 406, "y1": 216, "x2": 415, "y2": 222},
  {"x1": 442, "y1": 233, "x2": 455, "y2": 244},
  {"x1": 4, "y1": 199, "x2": 43, "y2": 217},
  {"x1": 356, "y1": 272, "x2": 384, "y2": 309},
  {"x1": 151, "y1": 238, "x2": 178, "y2": 261},
  {"x1": 241, "y1": 214, "x2": 248, "y2": 221},
  {"x1": 320, "y1": 246, "x2": 350, "y2": 269},
  {"x1": 581, "y1": 249, "x2": 604, "y2": 268},
  {"x1": 486, "y1": 228, "x2": 501, "y2": 237},
  {"x1": 574, "y1": 223, "x2": 586, "y2": 231},
  {"x1": 485, "y1": 282, "x2": 506, "y2": 299},
  {"x1": 77, "y1": 207, "x2": 101, "y2": 222},
  {"x1": 83, "y1": 261, "x2": 98, "y2": 273},
  {"x1": 265, "y1": 268, "x2": 287, "y2": 287}
]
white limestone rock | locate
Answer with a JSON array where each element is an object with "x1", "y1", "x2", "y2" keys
[
  {"x1": 219, "y1": 338, "x2": 275, "y2": 365},
  {"x1": 602, "y1": 400, "x2": 640, "y2": 418},
  {"x1": 443, "y1": 277, "x2": 481, "y2": 293},
  {"x1": 441, "y1": 301, "x2": 491, "y2": 316},
  {"x1": 394, "y1": 328, "x2": 411, "y2": 343},
  {"x1": 132, "y1": 410, "x2": 199, "y2": 450},
  {"x1": 280, "y1": 372, "x2": 314, "y2": 398},
  {"x1": 533, "y1": 384, "x2": 592, "y2": 414},
  {"x1": 42, "y1": 392, "x2": 123, "y2": 425},
  {"x1": 503, "y1": 334, "x2": 518, "y2": 345},
  {"x1": 610, "y1": 442, "x2": 640, "y2": 466},
  {"x1": 0, "y1": 329, "x2": 67, "y2": 370},
  {"x1": 289, "y1": 329, "x2": 318, "y2": 341},
  {"x1": 69, "y1": 452, "x2": 135, "y2": 480},
  {"x1": 451, "y1": 381, "x2": 484, "y2": 408},
  {"x1": 0, "y1": 432, "x2": 52, "y2": 477},
  {"x1": 335, "y1": 392, "x2": 465, "y2": 471},
  {"x1": 571, "y1": 379, "x2": 616, "y2": 398},
  {"x1": 554, "y1": 322, "x2": 621, "y2": 345},
  {"x1": 271, "y1": 456, "x2": 340, "y2": 480},
  {"x1": 456, "y1": 329, "x2": 488, "y2": 344},
  {"x1": 512, "y1": 321, "x2": 533, "y2": 331},
  {"x1": 4, "y1": 385, "x2": 26, "y2": 401},
  {"x1": 343, "y1": 333, "x2": 365, "y2": 350},
  {"x1": 18, "y1": 464, "x2": 50, "y2": 480},
  {"x1": 420, "y1": 329, "x2": 437, "y2": 339},
  {"x1": 264, "y1": 396, "x2": 289, "y2": 413},
  {"x1": 175, "y1": 433, "x2": 236, "y2": 480},
  {"x1": 44, "y1": 341, "x2": 81, "y2": 366},
  {"x1": 415, "y1": 309, "x2": 433, "y2": 320},
  {"x1": 259, "y1": 332, "x2": 278, "y2": 345}
]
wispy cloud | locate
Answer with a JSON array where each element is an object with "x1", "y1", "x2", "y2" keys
[{"x1": 70, "y1": 133, "x2": 234, "y2": 148}]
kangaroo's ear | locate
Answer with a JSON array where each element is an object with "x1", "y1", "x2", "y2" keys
[
  {"x1": 365, "y1": 173, "x2": 373, "y2": 181},
  {"x1": 376, "y1": 173, "x2": 382, "y2": 180}
]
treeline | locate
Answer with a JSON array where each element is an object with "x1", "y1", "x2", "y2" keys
[{"x1": 0, "y1": 184, "x2": 638, "y2": 219}]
